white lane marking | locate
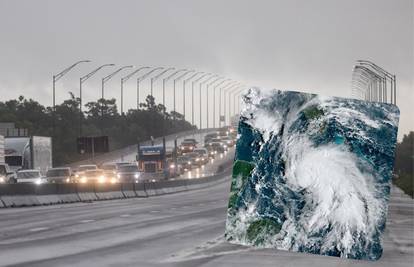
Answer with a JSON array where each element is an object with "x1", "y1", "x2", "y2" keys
[
  {"x1": 182, "y1": 206, "x2": 190, "y2": 209},
  {"x1": 29, "y1": 227, "x2": 49, "y2": 232},
  {"x1": 150, "y1": 210, "x2": 161, "y2": 213},
  {"x1": 80, "y1": 219, "x2": 95, "y2": 223},
  {"x1": 198, "y1": 203, "x2": 205, "y2": 206},
  {"x1": 120, "y1": 214, "x2": 131, "y2": 218}
]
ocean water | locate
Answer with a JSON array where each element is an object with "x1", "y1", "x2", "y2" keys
[{"x1": 225, "y1": 88, "x2": 400, "y2": 261}]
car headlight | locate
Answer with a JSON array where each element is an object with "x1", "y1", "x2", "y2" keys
[
  {"x1": 0, "y1": 176, "x2": 5, "y2": 183},
  {"x1": 110, "y1": 177, "x2": 117, "y2": 184},
  {"x1": 75, "y1": 174, "x2": 79, "y2": 178},
  {"x1": 187, "y1": 161, "x2": 191, "y2": 165},
  {"x1": 117, "y1": 173, "x2": 121, "y2": 178},
  {"x1": 35, "y1": 179, "x2": 43, "y2": 185},
  {"x1": 80, "y1": 177, "x2": 87, "y2": 183},
  {"x1": 170, "y1": 164, "x2": 175, "y2": 169},
  {"x1": 195, "y1": 158, "x2": 200, "y2": 161},
  {"x1": 134, "y1": 173, "x2": 139, "y2": 179},
  {"x1": 98, "y1": 176, "x2": 106, "y2": 183},
  {"x1": 66, "y1": 178, "x2": 70, "y2": 183},
  {"x1": 223, "y1": 144, "x2": 228, "y2": 148}
]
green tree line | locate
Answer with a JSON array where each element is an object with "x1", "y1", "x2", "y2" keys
[
  {"x1": 0, "y1": 93, "x2": 195, "y2": 166},
  {"x1": 393, "y1": 131, "x2": 414, "y2": 197}
]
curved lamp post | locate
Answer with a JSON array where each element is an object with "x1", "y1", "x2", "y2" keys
[
  {"x1": 198, "y1": 74, "x2": 217, "y2": 129},
  {"x1": 121, "y1": 67, "x2": 151, "y2": 110},
  {"x1": 79, "y1": 63, "x2": 115, "y2": 135},
  {"x1": 183, "y1": 72, "x2": 203, "y2": 120},
  {"x1": 151, "y1": 67, "x2": 175, "y2": 107},
  {"x1": 206, "y1": 77, "x2": 224, "y2": 129},
  {"x1": 173, "y1": 70, "x2": 194, "y2": 119},
  {"x1": 219, "y1": 81, "x2": 238, "y2": 127},
  {"x1": 136, "y1": 67, "x2": 163, "y2": 110},
  {"x1": 223, "y1": 82, "x2": 242, "y2": 126},
  {"x1": 190, "y1": 73, "x2": 211, "y2": 126},
  {"x1": 213, "y1": 79, "x2": 231, "y2": 128},
  {"x1": 102, "y1": 65, "x2": 134, "y2": 114},
  {"x1": 163, "y1": 69, "x2": 187, "y2": 119}
]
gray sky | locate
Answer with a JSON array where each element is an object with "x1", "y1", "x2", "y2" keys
[{"x1": 0, "y1": 0, "x2": 412, "y2": 139}]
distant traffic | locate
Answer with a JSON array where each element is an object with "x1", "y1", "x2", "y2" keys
[{"x1": 0, "y1": 126, "x2": 237, "y2": 185}]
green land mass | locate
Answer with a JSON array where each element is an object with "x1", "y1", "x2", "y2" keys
[
  {"x1": 246, "y1": 218, "x2": 282, "y2": 245},
  {"x1": 228, "y1": 160, "x2": 255, "y2": 210},
  {"x1": 303, "y1": 105, "x2": 324, "y2": 120}
]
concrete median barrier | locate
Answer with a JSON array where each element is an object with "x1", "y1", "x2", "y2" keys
[
  {"x1": 56, "y1": 183, "x2": 80, "y2": 203},
  {"x1": 95, "y1": 183, "x2": 125, "y2": 200},
  {"x1": 76, "y1": 183, "x2": 98, "y2": 202},
  {"x1": 121, "y1": 183, "x2": 136, "y2": 198},
  {"x1": 0, "y1": 157, "x2": 233, "y2": 208},
  {"x1": 134, "y1": 183, "x2": 147, "y2": 197},
  {"x1": 0, "y1": 184, "x2": 40, "y2": 207}
]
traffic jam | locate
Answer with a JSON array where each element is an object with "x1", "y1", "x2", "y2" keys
[{"x1": 0, "y1": 126, "x2": 237, "y2": 185}]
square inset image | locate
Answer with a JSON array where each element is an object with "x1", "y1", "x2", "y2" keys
[{"x1": 225, "y1": 88, "x2": 400, "y2": 261}]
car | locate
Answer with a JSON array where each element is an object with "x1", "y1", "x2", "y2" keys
[
  {"x1": 177, "y1": 156, "x2": 192, "y2": 171},
  {"x1": 166, "y1": 158, "x2": 183, "y2": 177},
  {"x1": 15, "y1": 169, "x2": 46, "y2": 184},
  {"x1": 78, "y1": 169, "x2": 116, "y2": 184},
  {"x1": 115, "y1": 162, "x2": 130, "y2": 169},
  {"x1": 101, "y1": 163, "x2": 119, "y2": 178},
  {"x1": 183, "y1": 138, "x2": 198, "y2": 145},
  {"x1": 74, "y1": 164, "x2": 98, "y2": 181},
  {"x1": 204, "y1": 133, "x2": 218, "y2": 144},
  {"x1": 0, "y1": 163, "x2": 16, "y2": 183},
  {"x1": 117, "y1": 164, "x2": 141, "y2": 183},
  {"x1": 221, "y1": 136, "x2": 235, "y2": 147},
  {"x1": 179, "y1": 140, "x2": 196, "y2": 153},
  {"x1": 46, "y1": 167, "x2": 72, "y2": 183},
  {"x1": 193, "y1": 148, "x2": 210, "y2": 164},
  {"x1": 204, "y1": 144, "x2": 217, "y2": 158},
  {"x1": 211, "y1": 142, "x2": 226, "y2": 153},
  {"x1": 185, "y1": 152, "x2": 205, "y2": 167}
]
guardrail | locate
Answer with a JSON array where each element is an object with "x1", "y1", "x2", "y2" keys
[{"x1": 0, "y1": 159, "x2": 233, "y2": 208}]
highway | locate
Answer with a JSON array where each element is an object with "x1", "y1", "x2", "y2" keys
[{"x1": 0, "y1": 159, "x2": 412, "y2": 266}]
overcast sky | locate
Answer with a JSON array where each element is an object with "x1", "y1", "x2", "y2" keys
[{"x1": 0, "y1": 0, "x2": 412, "y2": 139}]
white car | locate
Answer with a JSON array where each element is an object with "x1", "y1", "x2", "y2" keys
[{"x1": 16, "y1": 170, "x2": 46, "y2": 184}]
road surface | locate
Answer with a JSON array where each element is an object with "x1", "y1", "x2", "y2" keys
[{"x1": 0, "y1": 173, "x2": 412, "y2": 266}]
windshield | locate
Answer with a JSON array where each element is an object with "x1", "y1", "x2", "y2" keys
[
  {"x1": 177, "y1": 157, "x2": 190, "y2": 163},
  {"x1": 85, "y1": 170, "x2": 103, "y2": 176},
  {"x1": 17, "y1": 171, "x2": 40, "y2": 179},
  {"x1": 185, "y1": 152, "x2": 198, "y2": 158},
  {"x1": 78, "y1": 165, "x2": 97, "y2": 172},
  {"x1": 194, "y1": 149, "x2": 206, "y2": 155},
  {"x1": 101, "y1": 164, "x2": 116, "y2": 170},
  {"x1": 119, "y1": 165, "x2": 139, "y2": 172},
  {"x1": 46, "y1": 169, "x2": 70, "y2": 177}
]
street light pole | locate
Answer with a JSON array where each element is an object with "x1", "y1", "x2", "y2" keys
[
  {"x1": 173, "y1": 70, "x2": 194, "y2": 119},
  {"x1": 163, "y1": 69, "x2": 187, "y2": 120},
  {"x1": 191, "y1": 73, "x2": 211, "y2": 127},
  {"x1": 79, "y1": 64, "x2": 115, "y2": 136},
  {"x1": 219, "y1": 81, "x2": 237, "y2": 127},
  {"x1": 356, "y1": 60, "x2": 396, "y2": 104},
  {"x1": 102, "y1": 65, "x2": 133, "y2": 115},
  {"x1": 136, "y1": 67, "x2": 163, "y2": 110},
  {"x1": 150, "y1": 67, "x2": 175, "y2": 108},
  {"x1": 199, "y1": 74, "x2": 217, "y2": 129},
  {"x1": 213, "y1": 79, "x2": 231, "y2": 129},
  {"x1": 183, "y1": 72, "x2": 203, "y2": 120},
  {"x1": 223, "y1": 83, "x2": 241, "y2": 126},
  {"x1": 120, "y1": 66, "x2": 151, "y2": 110},
  {"x1": 52, "y1": 60, "x2": 90, "y2": 141},
  {"x1": 206, "y1": 77, "x2": 223, "y2": 129},
  {"x1": 228, "y1": 85, "x2": 244, "y2": 122}
]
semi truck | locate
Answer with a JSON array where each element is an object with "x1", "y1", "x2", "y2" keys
[{"x1": 4, "y1": 136, "x2": 52, "y2": 174}]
